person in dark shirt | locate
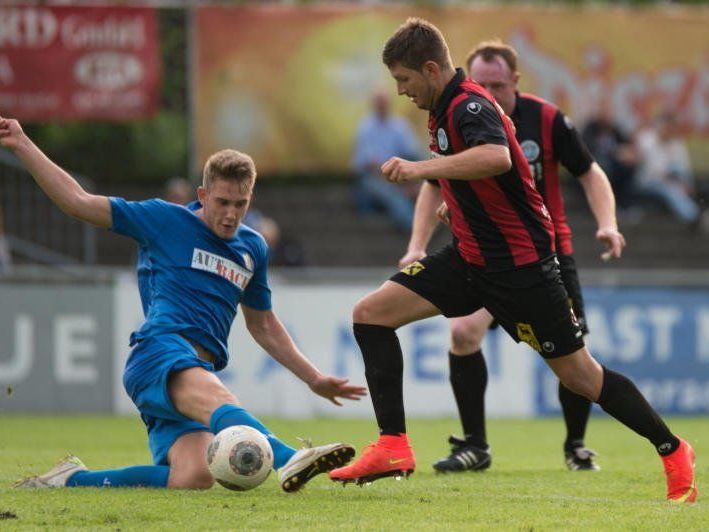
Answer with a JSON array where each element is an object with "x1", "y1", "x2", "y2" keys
[
  {"x1": 328, "y1": 18, "x2": 696, "y2": 505},
  {"x1": 398, "y1": 39, "x2": 623, "y2": 474},
  {"x1": 581, "y1": 103, "x2": 638, "y2": 214}
]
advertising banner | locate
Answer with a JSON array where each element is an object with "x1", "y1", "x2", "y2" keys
[
  {"x1": 3, "y1": 279, "x2": 708, "y2": 416},
  {"x1": 0, "y1": 284, "x2": 115, "y2": 413},
  {"x1": 0, "y1": 5, "x2": 160, "y2": 120},
  {"x1": 194, "y1": 5, "x2": 709, "y2": 174}
]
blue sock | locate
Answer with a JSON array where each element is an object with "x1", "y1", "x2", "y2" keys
[
  {"x1": 209, "y1": 403, "x2": 296, "y2": 469},
  {"x1": 67, "y1": 465, "x2": 169, "y2": 488}
]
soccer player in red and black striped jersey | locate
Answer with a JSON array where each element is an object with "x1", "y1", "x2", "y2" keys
[
  {"x1": 397, "y1": 40, "x2": 622, "y2": 474},
  {"x1": 329, "y1": 18, "x2": 696, "y2": 503}
]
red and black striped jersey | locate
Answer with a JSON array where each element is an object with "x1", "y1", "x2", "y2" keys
[
  {"x1": 512, "y1": 93, "x2": 594, "y2": 256},
  {"x1": 429, "y1": 69, "x2": 555, "y2": 272}
]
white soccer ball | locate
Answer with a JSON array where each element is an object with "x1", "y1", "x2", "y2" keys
[{"x1": 207, "y1": 425, "x2": 273, "y2": 491}]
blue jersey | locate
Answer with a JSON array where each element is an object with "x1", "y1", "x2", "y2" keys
[{"x1": 111, "y1": 198, "x2": 271, "y2": 370}]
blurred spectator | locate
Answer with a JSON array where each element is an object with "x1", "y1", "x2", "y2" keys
[
  {"x1": 352, "y1": 88, "x2": 422, "y2": 231},
  {"x1": 162, "y1": 176, "x2": 305, "y2": 266},
  {"x1": 0, "y1": 206, "x2": 10, "y2": 274},
  {"x1": 164, "y1": 176, "x2": 193, "y2": 205},
  {"x1": 581, "y1": 103, "x2": 638, "y2": 213},
  {"x1": 634, "y1": 111, "x2": 705, "y2": 230},
  {"x1": 244, "y1": 208, "x2": 306, "y2": 267}
]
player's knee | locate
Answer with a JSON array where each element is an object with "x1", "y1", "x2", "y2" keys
[
  {"x1": 353, "y1": 296, "x2": 380, "y2": 325},
  {"x1": 450, "y1": 321, "x2": 483, "y2": 354},
  {"x1": 169, "y1": 467, "x2": 215, "y2": 490},
  {"x1": 558, "y1": 374, "x2": 594, "y2": 401}
]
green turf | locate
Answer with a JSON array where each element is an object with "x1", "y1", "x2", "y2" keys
[{"x1": 0, "y1": 415, "x2": 705, "y2": 530}]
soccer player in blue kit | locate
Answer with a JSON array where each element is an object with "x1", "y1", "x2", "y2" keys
[{"x1": 3, "y1": 115, "x2": 367, "y2": 492}]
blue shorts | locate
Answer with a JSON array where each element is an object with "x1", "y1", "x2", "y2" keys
[{"x1": 123, "y1": 333, "x2": 214, "y2": 466}]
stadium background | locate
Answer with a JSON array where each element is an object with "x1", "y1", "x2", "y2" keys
[{"x1": 1, "y1": 1, "x2": 708, "y2": 422}]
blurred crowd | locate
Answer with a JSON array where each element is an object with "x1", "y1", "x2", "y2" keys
[
  {"x1": 582, "y1": 108, "x2": 708, "y2": 232},
  {"x1": 351, "y1": 92, "x2": 709, "y2": 235}
]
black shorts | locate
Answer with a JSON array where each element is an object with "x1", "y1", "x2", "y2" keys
[
  {"x1": 557, "y1": 253, "x2": 588, "y2": 335},
  {"x1": 392, "y1": 244, "x2": 585, "y2": 358}
]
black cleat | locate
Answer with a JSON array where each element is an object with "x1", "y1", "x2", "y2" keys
[
  {"x1": 565, "y1": 445, "x2": 600, "y2": 471},
  {"x1": 432, "y1": 435, "x2": 491, "y2": 473}
]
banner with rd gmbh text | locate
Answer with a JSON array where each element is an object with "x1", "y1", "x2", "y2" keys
[{"x1": 0, "y1": 5, "x2": 160, "y2": 121}]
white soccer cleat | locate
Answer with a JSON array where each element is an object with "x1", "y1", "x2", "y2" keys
[
  {"x1": 279, "y1": 442, "x2": 355, "y2": 493},
  {"x1": 14, "y1": 455, "x2": 88, "y2": 488}
]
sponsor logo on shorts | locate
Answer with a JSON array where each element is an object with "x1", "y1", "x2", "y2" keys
[
  {"x1": 191, "y1": 248, "x2": 252, "y2": 290},
  {"x1": 401, "y1": 261, "x2": 425, "y2": 276},
  {"x1": 437, "y1": 128, "x2": 449, "y2": 151},
  {"x1": 516, "y1": 322, "x2": 541, "y2": 352}
]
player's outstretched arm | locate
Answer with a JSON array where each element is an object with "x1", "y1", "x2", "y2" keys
[
  {"x1": 0, "y1": 116, "x2": 111, "y2": 228},
  {"x1": 241, "y1": 306, "x2": 367, "y2": 406},
  {"x1": 398, "y1": 181, "x2": 441, "y2": 268},
  {"x1": 382, "y1": 144, "x2": 511, "y2": 184},
  {"x1": 578, "y1": 162, "x2": 626, "y2": 261}
]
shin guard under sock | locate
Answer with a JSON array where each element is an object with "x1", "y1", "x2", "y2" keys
[
  {"x1": 596, "y1": 366, "x2": 679, "y2": 455},
  {"x1": 449, "y1": 350, "x2": 488, "y2": 448},
  {"x1": 353, "y1": 323, "x2": 406, "y2": 435}
]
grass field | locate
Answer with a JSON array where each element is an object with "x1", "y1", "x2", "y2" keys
[{"x1": 0, "y1": 415, "x2": 706, "y2": 530}]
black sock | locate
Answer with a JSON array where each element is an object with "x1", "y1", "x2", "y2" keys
[
  {"x1": 558, "y1": 380, "x2": 592, "y2": 450},
  {"x1": 596, "y1": 366, "x2": 679, "y2": 455},
  {"x1": 353, "y1": 323, "x2": 406, "y2": 435},
  {"x1": 449, "y1": 350, "x2": 488, "y2": 449}
]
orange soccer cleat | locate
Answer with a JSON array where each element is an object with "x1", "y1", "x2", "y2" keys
[
  {"x1": 662, "y1": 438, "x2": 698, "y2": 503},
  {"x1": 328, "y1": 434, "x2": 415, "y2": 485}
]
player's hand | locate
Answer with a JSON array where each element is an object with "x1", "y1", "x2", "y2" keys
[
  {"x1": 398, "y1": 249, "x2": 426, "y2": 269},
  {"x1": 596, "y1": 227, "x2": 626, "y2": 262},
  {"x1": 381, "y1": 157, "x2": 422, "y2": 184},
  {"x1": 436, "y1": 202, "x2": 450, "y2": 225},
  {"x1": 308, "y1": 375, "x2": 367, "y2": 407},
  {"x1": 0, "y1": 116, "x2": 27, "y2": 152}
]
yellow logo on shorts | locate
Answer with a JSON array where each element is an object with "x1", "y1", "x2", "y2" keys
[
  {"x1": 516, "y1": 322, "x2": 541, "y2": 352},
  {"x1": 401, "y1": 261, "x2": 425, "y2": 276}
]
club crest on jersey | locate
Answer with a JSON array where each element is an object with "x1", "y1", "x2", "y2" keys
[
  {"x1": 466, "y1": 102, "x2": 482, "y2": 114},
  {"x1": 520, "y1": 140, "x2": 540, "y2": 163},
  {"x1": 401, "y1": 261, "x2": 425, "y2": 276},
  {"x1": 191, "y1": 248, "x2": 252, "y2": 290},
  {"x1": 437, "y1": 128, "x2": 449, "y2": 151},
  {"x1": 242, "y1": 252, "x2": 254, "y2": 271}
]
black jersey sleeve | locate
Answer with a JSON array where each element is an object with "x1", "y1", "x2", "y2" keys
[
  {"x1": 552, "y1": 110, "x2": 594, "y2": 177},
  {"x1": 454, "y1": 95, "x2": 509, "y2": 148}
]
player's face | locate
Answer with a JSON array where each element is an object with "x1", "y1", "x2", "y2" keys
[
  {"x1": 468, "y1": 56, "x2": 518, "y2": 116},
  {"x1": 388, "y1": 63, "x2": 436, "y2": 111},
  {"x1": 197, "y1": 178, "x2": 253, "y2": 239}
]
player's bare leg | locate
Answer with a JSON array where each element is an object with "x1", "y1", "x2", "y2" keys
[{"x1": 167, "y1": 432, "x2": 214, "y2": 489}]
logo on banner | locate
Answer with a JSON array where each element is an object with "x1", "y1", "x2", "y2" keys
[
  {"x1": 437, "y1": 128, "x2": 449, "y2": 151},
  {"x1": 191, "y1": 248, "x2": 252, "y2": 289}
]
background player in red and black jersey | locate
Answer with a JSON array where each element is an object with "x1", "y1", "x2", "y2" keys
[
  {"x1": 399, "y1": 41, "x2": 624, "y2": 473},
  {"x1": 329, "y1": 18, "x2": 696, "y2": 504}
]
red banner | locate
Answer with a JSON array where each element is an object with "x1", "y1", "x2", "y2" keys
[{"x1": 0, "y1": 5, "x2": 160, "y2": 121}]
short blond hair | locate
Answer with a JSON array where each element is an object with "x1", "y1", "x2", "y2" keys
[
  {"x1": 466, "y1": 39, "x2": 518, "y2": 75},
  {"x1": 202, "y1": 149, "x2": 256, "y2": 190}
]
